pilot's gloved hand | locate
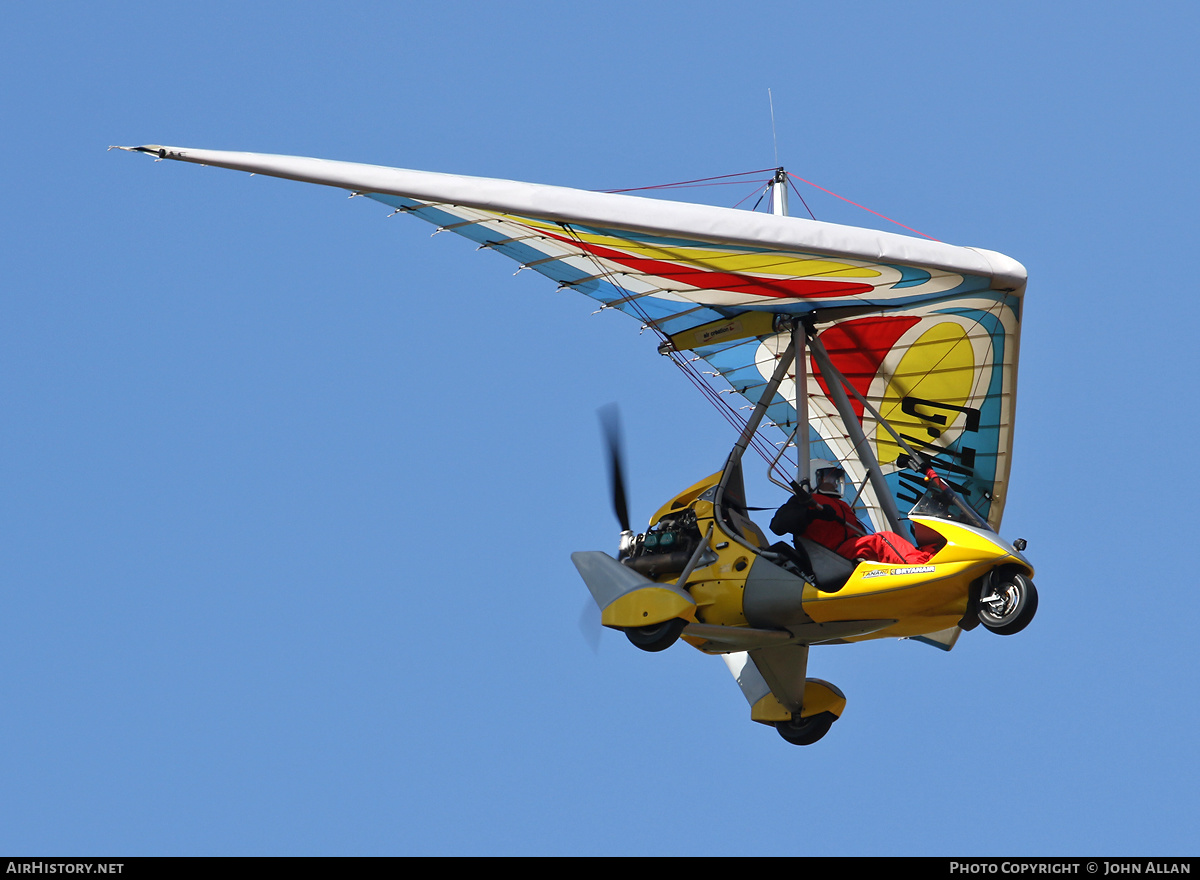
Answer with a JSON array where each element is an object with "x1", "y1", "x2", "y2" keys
[
  {"x1": 770, "y1": 494, "x2": 813, "y2": 536},
  {"x1": 814, "y1": 504, "x2": 838, "y2": 521}
]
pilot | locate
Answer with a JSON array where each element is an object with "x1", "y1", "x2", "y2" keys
[{"x1": 770, "y1": 460, "x2": 936, "y2": 565}]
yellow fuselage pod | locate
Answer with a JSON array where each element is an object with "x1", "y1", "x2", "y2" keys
[
  {"x1": 802, "y1": 517, "x2": 1034, "y2": 641},
  {"x1": 641, "y1": 472, "x2": 764, "y2": 636},
  {"x1": 643, "y1": 475, "x2": 1033, "y2": 647}
]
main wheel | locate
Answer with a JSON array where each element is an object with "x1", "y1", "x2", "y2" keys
[
  {"x1": 978, "y1": 571, "x2": 1038, "y2": 635},
  {"x1": 775, "y1": 711, "x2": 837, "y2": 746},
  {"x1": 624, "y1": 617, "x2": 687, "y2": 652}
]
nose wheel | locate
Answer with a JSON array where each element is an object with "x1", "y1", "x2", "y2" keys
[
  {"x1": 623, "y1": 618, "x2": 688, "y2": 652},
  {"x1": 978, "y1": 571, "x2": 1038, "y2": 635}
]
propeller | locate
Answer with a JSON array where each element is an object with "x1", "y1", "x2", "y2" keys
[
  {"x1": 598, "y1": 403, "x2": 632, "y2": 534},
  {"x1": 578, "y1": 403, "x2": 635, "y2": 654},
  {"x1": 578, "y1": 599, "x2": 602, "y2": 654}
]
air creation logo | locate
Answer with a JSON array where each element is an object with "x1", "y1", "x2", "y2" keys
[{"x1": 698, "y1": 321, "x2": 741, "y2": 343}]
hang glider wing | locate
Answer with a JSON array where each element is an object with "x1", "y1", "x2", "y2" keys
[{"x1": 117, "y1": 146, "x2": 1026, "y2": 531}]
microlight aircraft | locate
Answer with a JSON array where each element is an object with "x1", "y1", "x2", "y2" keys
[{"x1": 117, "y1": 145, "x2": 1035, "y2": 745}]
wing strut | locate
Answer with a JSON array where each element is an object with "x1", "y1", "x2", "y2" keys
[
  {"x1": 806, "y1": 329, "x2": 906, "y2": 534},
  {"x1": 715, "y1": 330, "x2": 797, "y2": 557},
  {"x1": 794, "y1": 321, "x2": 810, "y2": 486},
  {"x1": 807, "y1": 326, "x2": 932, "y2": 472}
]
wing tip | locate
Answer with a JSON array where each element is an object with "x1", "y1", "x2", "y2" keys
[{"x1": 109, "y1": 144, "x2": 174, "y2": 158}]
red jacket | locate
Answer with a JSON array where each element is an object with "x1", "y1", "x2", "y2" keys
[
  {"x1": 771, "y1": 492, "x2": 933, "y2": 564},
  {"x1": 770, "y1": 491, "x2": 861, "y2": 551},
  {"x1": 805, "y1": 494, "x2": 861, "y2": 552}
]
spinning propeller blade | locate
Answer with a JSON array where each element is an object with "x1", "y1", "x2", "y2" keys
[
  {"x1": 598, "y1": 404, "x2": 631, "y2": 533},
  {"x1": 578, "y1": 598, "x2": 602, "y2": 654}
]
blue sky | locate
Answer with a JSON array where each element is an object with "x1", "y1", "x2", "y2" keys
[{"x1": 3, "y1": 1, "x2": 1198, "y2": 855}]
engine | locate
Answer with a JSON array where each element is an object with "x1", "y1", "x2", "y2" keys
[{"x1": 620, "y1": 508, "x2": 704, "y2": 578}]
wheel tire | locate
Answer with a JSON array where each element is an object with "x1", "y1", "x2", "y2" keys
[
  {"x1": 978, "y1": 571, "x2": 1038, "y2": 635},
  {"x1": 624, "y1": 617, "x2": 687, "y2": 652},
  {"x1": 775, "y1": 711, "x2": 837, "y2": 746}
]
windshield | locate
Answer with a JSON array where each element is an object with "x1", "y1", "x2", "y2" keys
[{"x1": 909, "y1": 486, "x2": 994, "y2": 532}]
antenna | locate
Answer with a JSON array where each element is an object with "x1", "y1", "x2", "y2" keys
[
  {"x1": 768, "y1": 88, "x2": 780, "y2": 168},
  {"x1": 767, "y1": 89, "x2": 788, "y2": 216}
]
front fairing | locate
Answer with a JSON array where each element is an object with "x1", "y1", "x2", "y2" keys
[
  {"x1": 909, "y1": 486, "x2": 994, "y2": 532},
  {"x1": 908, "y1": 487, "x2": 1033, "y2": 575},
  {"x1": 909, "y1": 515, "x2": 1032, "y2": 572}
]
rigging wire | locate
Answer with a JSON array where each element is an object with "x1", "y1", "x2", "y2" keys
[
  {"x1": 558, "y1": 222, "x2": 787, "y2": 470},
  {"x1": 732, "y1": 180, "x2": 775, "y2": 211},
  {"x1": 601, "y1": 164, "x2": 935, "y2": 240},
  {"x1": 599, "y1": 168, "x2": 777, "y2": 194},
  {"x1": 397, "y1": 170, "x2": 992, "y2": 528},
  {"x1": 785, "y1": 176, "x2": 818, "y2": 220},
  {"x1": 787, "y1": 172, "x2": 939, "y2": 241},
  {"x1": 554, "y1": 169, "x2": 958, "y2": 498},
  {"x1": 571, "y1": 164, "x2": 941, "y2": 479}
]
